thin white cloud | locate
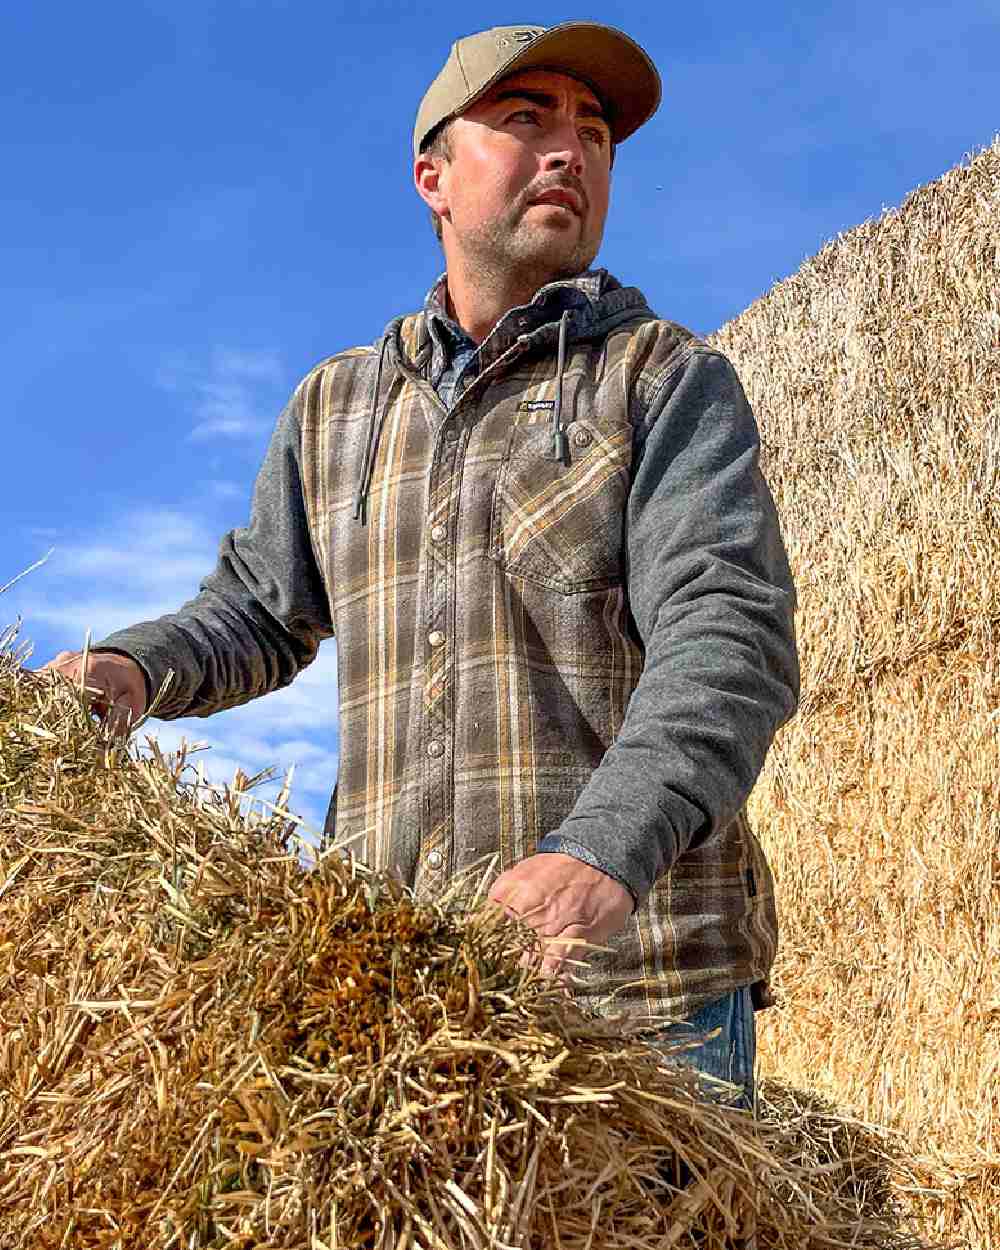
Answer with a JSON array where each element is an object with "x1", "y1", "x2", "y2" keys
[
  {"x1": 9, "y1": 508, "x2": 222, "y2": 635},
  {"x1": 212, "y1": 348, "x2": 284, "y2": 383},
  {"x1": 55, "y1": 547, "x2": 211, "y2": 585},
  {"x1": 206, "y1": 480, "x2": 245, "y2": 501},
  {"x1": 156, "y1": 347, "x2": 286, "y2": 442}
]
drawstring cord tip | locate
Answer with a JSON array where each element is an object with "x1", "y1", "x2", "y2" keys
[
  {"x1": 550, "y1": 426, "x2": 569, "y2": 463},
  {"x1": 550, "y1": 309, "x2": 571, "y2": 465}
]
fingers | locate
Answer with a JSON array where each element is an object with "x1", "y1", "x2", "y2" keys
[
  {"x1": 34, "y1": 652, "x2": 123, "y2": 731},
  {"x1": 491, "y1": 901, "x2": 548, "y2": 927},
  {"x1": 487, "y1": 877, "x2": 550, "y2": 926},
  {"x1": 510, "y1": 926, "x2": 589, "y2": 984},
  {"x1": 31, "y1": 650, "x2": 144, "y2": 741},
  {"x1": 40, "y1": 652, "x2": 102, "y2": 699},
  {"x1": 487, "y1": 860, "x2": 622, "y2": 982},
  {"x1": 42, "y1": 654, "x2": 102, "y2": 697},
  {"x1": 490, "y1": 898, "x2": 557, "y2": 976},
  {"x1": 538, "y1": 928, "x2": 590, "y2": 980},
  {"x1": 103, "y1": 699, "x2": 137, "y2": 738}
]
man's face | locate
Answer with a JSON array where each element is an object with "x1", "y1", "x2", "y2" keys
[{"x1": 422, "y1": 68, "x2": 613, "y2": 285}]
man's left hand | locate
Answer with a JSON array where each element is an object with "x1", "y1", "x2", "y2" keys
[{"x1": 487, "y1": 853, "x2": 633, "y2": 981}]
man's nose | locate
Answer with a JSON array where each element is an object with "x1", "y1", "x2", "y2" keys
[{"x1": 540, "y1": 122, "x2": 586, "y2": 176}]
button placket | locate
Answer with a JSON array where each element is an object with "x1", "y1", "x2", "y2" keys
[
  {"x1": 421, "y1": 403, "x2": 466, "y2": 882},
  {"x1": 418, "y1": 341, "x2": 527, "y2": 882}
]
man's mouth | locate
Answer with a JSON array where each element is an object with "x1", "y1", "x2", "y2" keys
[{"x1": 529, "y1": 189, "x2": 584, "y2": 217}]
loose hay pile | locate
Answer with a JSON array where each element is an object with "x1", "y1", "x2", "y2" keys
[
  {"x1": 0, "y1": 630, "x2": 941, "y2": 1248},
  {"x1": 707, "y1": 133, "x2": 1000, "y2": 1248}
]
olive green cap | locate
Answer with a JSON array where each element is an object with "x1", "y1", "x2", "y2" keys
[{"x1": 413, "y1": 22, "x2": 661, "y2": 160}]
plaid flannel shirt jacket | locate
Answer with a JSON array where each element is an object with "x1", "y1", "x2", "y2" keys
[{"x1": 95, "y1": 268, "x2": 799, "y2": 1023}]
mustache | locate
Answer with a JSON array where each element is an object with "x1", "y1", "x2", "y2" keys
[{"x1": 520, "y1": 175, "x2": 588, "y2": 217}]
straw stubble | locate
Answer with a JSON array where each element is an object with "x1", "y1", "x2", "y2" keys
[{"x1": 0, "y1": 634, "x2": 938, "y2": 1248}]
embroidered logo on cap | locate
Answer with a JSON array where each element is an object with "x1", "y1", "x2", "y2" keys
[{"x1": 497, "y1": 29, "x2": 542, "y2": 50}]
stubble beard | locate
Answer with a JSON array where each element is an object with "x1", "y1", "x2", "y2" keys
[{"x1": 459, "y1": 200, "x2": 600, "y2": 302}]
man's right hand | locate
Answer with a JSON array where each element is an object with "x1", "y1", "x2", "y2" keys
[{"x1": 37, "y1": 650, "x2": 148, "y2": 737}]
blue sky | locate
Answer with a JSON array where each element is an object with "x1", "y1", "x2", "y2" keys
[{"x1": 3, "y1": 1, "x2": 998, "y2": 844}]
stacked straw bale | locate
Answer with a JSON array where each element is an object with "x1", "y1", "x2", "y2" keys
[
  {"x1": 706, "y1": 133, "x2": 1000, "y2": 1249},
  {"x1": 0, "y1": 628, "x2": 940, "y2": 1248}
]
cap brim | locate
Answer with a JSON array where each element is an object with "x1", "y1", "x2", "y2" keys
[{"x1": 462, "y1": 22, "x2": 661, "y2": 146}]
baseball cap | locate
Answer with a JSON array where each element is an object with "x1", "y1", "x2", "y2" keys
[{"x1": 413, "y1": 23, "x2": 661, "y2": 160}]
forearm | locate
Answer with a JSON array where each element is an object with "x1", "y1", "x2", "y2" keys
[
  {"x1": 93, "y1": 573, "x2": 325, "y2": 721},
  {"x1": 540, "y1": 346, "x2": 799, "y2": 905},
  {"x1": 542, "y1": 589, "x2": 797, "y2": 901}
]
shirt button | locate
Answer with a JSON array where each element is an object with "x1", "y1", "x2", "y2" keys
[
  {"x1": 428, "y1": 630, "x2": 445, "y2": 648},
  {"x1": 426, "y1": 850, "x2": 443, "y2": 869},
  {"x1": 430, "y1": 524, "x2": 447, "y2": 543},
  {"x1": 572, "y1": 426, "x2": 593, "y2": 448},
  {"x1": 427, "y1": 740, "x2": 444, "y2": 758}
]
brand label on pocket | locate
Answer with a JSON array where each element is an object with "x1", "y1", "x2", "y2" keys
[{"x1": 517, "y1": 399, "x2": 555, "y2": 412}]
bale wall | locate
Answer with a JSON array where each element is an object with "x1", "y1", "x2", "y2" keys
[{"x1": 707, "y1": 133, "x2": 1000, "y2": 1248}]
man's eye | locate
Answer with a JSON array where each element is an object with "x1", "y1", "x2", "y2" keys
[
  {"x1": 582, "y1": 128, "x2": 606, "y2": 146},
  {"x1": 509, "y1": 110, "x2": 540, "y2": 124}
]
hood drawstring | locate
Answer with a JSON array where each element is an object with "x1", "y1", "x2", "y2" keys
[
  {"x1": 549, "y1": 310, "x2": 570, "y2": 463},
  {"x1": 353, "y1": 334, "x2": 392, "y2": 525},
  {"x1": 355, "y1": 309, "x2": 570, "y2": 524}
]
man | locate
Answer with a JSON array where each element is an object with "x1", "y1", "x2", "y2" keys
[{"x1": 41, "y1": 22, "x2": 799, "y2": 1113}]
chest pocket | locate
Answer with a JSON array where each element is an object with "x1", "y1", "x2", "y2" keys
[{"x1": 488, "y1": 416, "x2": 632, "y2": 593}]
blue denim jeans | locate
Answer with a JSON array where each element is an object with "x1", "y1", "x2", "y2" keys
[{"x1": 649, "y1": 984, "x2": 757, "y2": 1113}]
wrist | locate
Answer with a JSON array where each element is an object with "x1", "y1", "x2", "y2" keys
[{"x1": 535, "y1": 836, "x2": 639, "y2": 912}]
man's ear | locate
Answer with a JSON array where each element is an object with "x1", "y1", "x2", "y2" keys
[{"x1": 414, "y1": 153, "x2": 449, "y2": 220}]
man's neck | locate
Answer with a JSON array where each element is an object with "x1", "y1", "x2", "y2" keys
[{"x1": 443, "y1": 254, "x2": 569, "y2": 345}]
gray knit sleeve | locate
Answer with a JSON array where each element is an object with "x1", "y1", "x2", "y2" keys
[{"x1": 543, "y1": 346, "x2": 799, "y2": 904}]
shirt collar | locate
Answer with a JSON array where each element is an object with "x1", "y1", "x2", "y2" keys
[
  {"x1": 423, "y1": 274, "x2": 472, "y2": 370},
  {"x1": 422, "y1": 268, "x2": 609, "y2": 380}
]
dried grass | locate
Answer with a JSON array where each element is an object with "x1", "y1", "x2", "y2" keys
[
  {"x1": 4, "y1": 131, "x2": 997, "y2": 1249},
  {"x1": 707, "y1": 132, "x2": 1000, "y2": 1249},
  {"x1": 0, "y1": 633, "x2": 940, "y2": 1248}
]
